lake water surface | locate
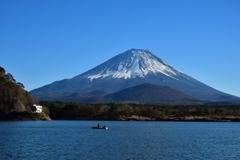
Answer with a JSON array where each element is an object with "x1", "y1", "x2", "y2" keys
[{"x1": 0, "y1": 121, "x2": 240, "y2": 160}]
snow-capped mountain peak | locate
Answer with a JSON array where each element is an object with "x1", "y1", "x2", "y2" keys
[
  {"x1": 31, "y1": 48, "x2": 240, "y2": 103},
  {"x1": 82, "y1": 49, "x2": 179, "y2": 80}
]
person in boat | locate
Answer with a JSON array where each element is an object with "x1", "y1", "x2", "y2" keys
[{"x1": 97, "y1": 124, "x2": 100, "y2": 128}]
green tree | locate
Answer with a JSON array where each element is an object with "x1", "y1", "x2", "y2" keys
[
  {"x1": 17, "y1": 82, "x2": 25, "y2": 89},
  {"x1": 0, "y1": 66, "x2": 5, "y2": 77},
  {"x1": 4, "y1": 73, "x2": 16, "y2": 83}
]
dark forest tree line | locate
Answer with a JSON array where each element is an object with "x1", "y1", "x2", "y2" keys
[{"x1": 41, "y1": 101, "x2": 240, "y2": 121}]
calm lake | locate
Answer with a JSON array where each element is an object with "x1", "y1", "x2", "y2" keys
[{"x1": 0, "y1": 121, "x2": 240, "y2": 160}]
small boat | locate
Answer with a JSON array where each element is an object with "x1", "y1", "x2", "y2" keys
[{"x1": 91, "y1": 125, "x2": 109, "y2": 130}]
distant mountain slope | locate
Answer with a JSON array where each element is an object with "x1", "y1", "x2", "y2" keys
[
  {"x1": 101, "y1": 83, "x2": 202, "y2": 105},
  {"x1": 37, "y1": 83, "x2": 202, "y2": 105},
  {"x1": 0, "y1": 66, "x2": 38, "y2": 113},
  {"x1": 31, "y1": 49, "x2": 240, "y2": 102}
]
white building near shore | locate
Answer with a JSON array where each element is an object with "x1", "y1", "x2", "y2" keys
[{"x1": 31, "y1": 104, "x2": 43, "y2": 113}]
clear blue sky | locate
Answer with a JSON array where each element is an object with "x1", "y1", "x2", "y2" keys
[{"x1": 0, "y1": 0, "x2": 240, "y2": 97}]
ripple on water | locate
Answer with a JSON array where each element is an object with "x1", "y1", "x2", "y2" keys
[{"x1": 0, "y1": 121, "x2": 240, "y2": 160}]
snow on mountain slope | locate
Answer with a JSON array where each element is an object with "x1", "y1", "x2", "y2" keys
[{"x1": 82, "y1": 49, "x2": 179, "y2": 80}]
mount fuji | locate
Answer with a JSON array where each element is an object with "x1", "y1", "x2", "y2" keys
[{"x1": 31, "y1": 49, "x2": 240, "y2": 103}]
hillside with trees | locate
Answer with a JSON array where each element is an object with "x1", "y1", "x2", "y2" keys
[{"x1": 0, "y1": 66, "x2": 46, "y2": 119}]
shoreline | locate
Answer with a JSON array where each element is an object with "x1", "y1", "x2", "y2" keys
[
  {"x1": 1, "y1": 115, "x2": 240, "y2": 122},
  {"x1": 2, "y1": 103, "x2": 240, "y2": 122}
]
